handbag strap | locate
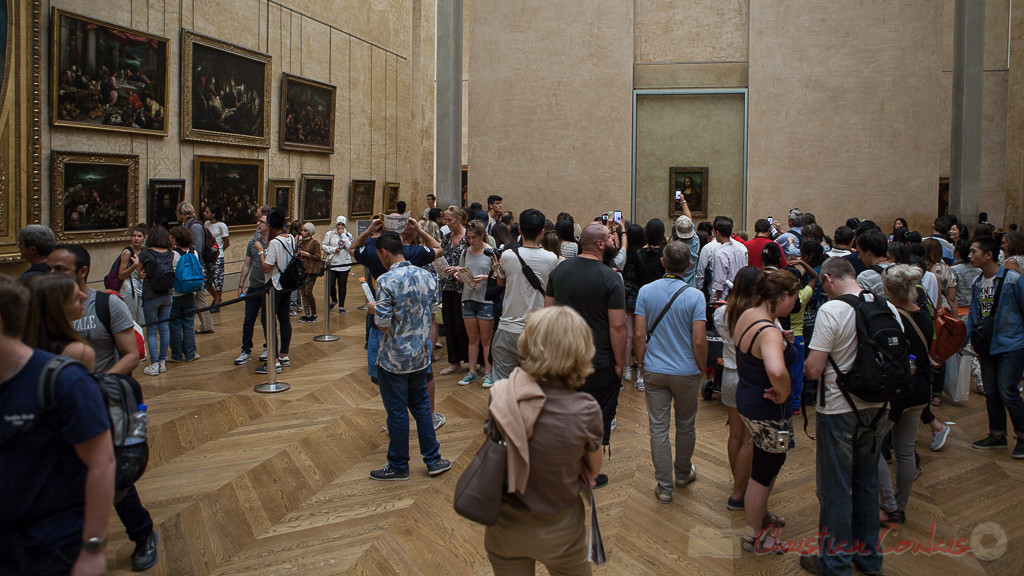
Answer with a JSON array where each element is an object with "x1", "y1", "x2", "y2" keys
[
  {"x1": 898, "y1": 308, "x2": 940, "y2": 368},
  {"x1": 646, "y1": 282, "x2": 688, "y2": 342}
]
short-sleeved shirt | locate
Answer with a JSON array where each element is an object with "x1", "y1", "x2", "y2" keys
[
  {"x1": 788, "y1": 285, "x2": 814, "y2": 337},
  {"x1": 809, "y1": 296, "x2": 899, "y2": 415},
  {"x1": 374, "y1": 261, "x2": 438, "y2": 373},
  {"x1": 504, "y1": 385, "x2": 603, "y2": 516},
  {"x1": 245, "y1": 239, "x2": 267, "y2": 289},
  {"x1": 73, "y1": 289, "x2": 135, "y2": 373},
  {"x1": 460, "y1": 249, "x2": 494, "y2": 303},
  {"x1": 546, "y1": 257, "x2": 626, "y2": 369},
  {"x1": 352, "y1": 236, "x2": 436, "y2": 293},
  {"x1": 137, "y1": 248, "x2": 173, "y2": 300},
  {"x1": 205, "y1": 220, "x2": 229, "y2": 253},
  {"x1": 952, "y1": 263, "x2": 981, "y2": 308},
  {"x1": 186, "y1": 218, "x2": 205, "y2": 254},
  {"x1": 0, "y1": 349, "x2": 109, "y2": 551},
  {"x1": 856, "y1": 263, "x2": 892, "y2": 300},
  {"x1": 635, "y1": 279, "x2": 706, "y2": 376},
  {"x1": 264, "y1": 234, "x2": 296, "y2": 291},
  {"x1": 497, "y1": 246, "x2": 559, "y2": 334}
]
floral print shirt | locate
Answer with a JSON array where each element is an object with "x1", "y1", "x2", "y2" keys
[
  {"x1": 440, "y1": 231, "x2": 468, "y2": 293},
  {"x1": 375, "y1": 261, "x2": 438, "y2": 374}
]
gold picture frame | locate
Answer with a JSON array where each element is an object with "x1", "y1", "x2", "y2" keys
[
  {"x1": 50, "y1": 8, "x2": 170, "y2": 136},
  {"x1": 267, "y1": 178, "x2": 295, "y2": 221},
  {"x1": 280, "y1": 73, "x2": 336, "y2": 153},
  {"x1": 349, "y1": 179, "x2": 376, "y2": 219},
  {"x1": 0, "y1": 0, "x2": 42, "y2": 263},
  {"x1": 181, "y1": 30, "x2": 271, "y2": 148},
  {"x1": 193, "y1": 155, "x2": 264, "y2": 235},
  {"x1": 51, "y1": 151, "x2": 140, "y2": 245},
  {"x1": 384, "y1": 182, "x2": 400, "y2": 213}
]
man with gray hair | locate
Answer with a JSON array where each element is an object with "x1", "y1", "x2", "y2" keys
[
  {"x1": 17, "y1": 224, "x2": 56, "y2": 283},
  {"x1": 633, "y1": 241, "x2": 707, "y2": 503},
  {"x1": 775, "y1": 208, "x2": 804, "y2": 260}
]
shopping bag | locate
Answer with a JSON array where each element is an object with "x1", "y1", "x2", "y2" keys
[{"x1": 943, "y1": 352, "x2": 971, "y2": 403}]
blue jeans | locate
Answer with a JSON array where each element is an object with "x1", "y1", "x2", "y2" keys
[
  {"x1": 790, "y1": 335, "x2": 805, "y2": 413},
  {"x1": 169, "y1": 294, "x2": 197, "y2": 360},
  {"x1": 376, "y1": 366, "x2": 441, "y2": 472},
  {"x1": 143, "y1": 293, "x2": 172, "y2": 363},
  {"x1": 979, "y1": 350, "x2": 1024, "y2": 436},
  {"x1": 240, "y1": 288, "x2": 266, "y2": 354},
  {"x1": 815, "y1": 410, "x2": 888, "y2": 576},
  {"x1": 367, "y1": 324, "x2": 382, "y2": 379}
]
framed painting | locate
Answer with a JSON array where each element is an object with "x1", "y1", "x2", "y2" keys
[
  {"x1": 384, "y1": 182, "x2": 400, "y2": 213},
  {"x1": 299, "y1": 175, "x2": 334, "y2": 224},
  {"x1": 349, "y1": 179, "x2": 376, "y2": 219},
  {"x1": 51, "y1": 9, "x2": 170, "y2": 136},
  {"x1": 281, "y1": 73, "x2": 336, "y2": 153},
  {"x1": 147, "y1": 179, "x2": 185, "y2": 227},
  {"x1": 267, "y1": 178, "x2": 295, "y2": 221},
  {"x1": 669, "y1": 166, "x2": 708, "y2": 219},
  {"x1": 181, "y1": 30, "x2": 271, "y2": 148},
  {"x1": 51, "y1": 151, "x2": 139, "y2": 244},
  {"x1": 193, "y1": 156, "x2": 264, "y2": 233}
]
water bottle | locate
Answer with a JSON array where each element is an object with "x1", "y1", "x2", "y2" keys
[{"x1": 125, "y1": 404, "x2": 149, "y2": 446}]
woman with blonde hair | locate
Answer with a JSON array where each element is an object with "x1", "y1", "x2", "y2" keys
[
  {"x1": 439, "y1": 206, "x2": 471, "y2": 374},
  {"x1": 485, "y1": 306, "x2": 603, "y2": 575},
  {"x1": 878, "y1": 264, "x2": 933, "y2": 525},
  {"x1": 733, "y1": 270, "x2": 800, "y2": 554},
  {"x1": 23, "y1": 274, "x2": 94, "y2": 370}
]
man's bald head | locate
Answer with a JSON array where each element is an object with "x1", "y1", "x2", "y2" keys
[{"x1": 580, "y1": 223, "x2": 610, "y2": 251}]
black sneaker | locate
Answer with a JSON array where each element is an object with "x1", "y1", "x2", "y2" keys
[
  {"x1": 594, "y1": 473, "x2": 609, "y2": 489},
  {"x1": 369, "y1": 463, "x2": 410, "y2": 481},
  {"x1": 297, "y1": 316, "x2": 310, "y2": 323},
  {"x1": 427, "y1": 458, "x2": 452, "y2": 476},
  {"x1": 307, "y1": 315, "x2": 318, "y2": 323},
  {"x1": 254, "y1": 361, "x2": 282, "y2": 374},
  {"x1": 972, "y1": 435, "x2": 1008, "y2": 450},
  {"x1": 1013, "y1": 437, "x2": 1024, "y2": 459},
  {"x1": 131, "y1": 531, "x2": 158, "y2": 571}
]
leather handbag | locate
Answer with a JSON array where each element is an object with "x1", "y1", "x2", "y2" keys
[
  {"x1": 453, "y1": 419, "x2": 506, "y2": 526},
  {"x1": 930, "y1": 306, "x2": 966, "y2": 363}
]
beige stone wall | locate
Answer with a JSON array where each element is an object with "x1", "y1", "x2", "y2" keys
[
  {"x1": 466, "y1": 0, "x2": 634, "y2": 222},
  {"x1": 2, "y1": 0, "x2": 432, "y2": 282}
]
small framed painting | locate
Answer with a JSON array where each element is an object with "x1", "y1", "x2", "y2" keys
[
  {"x1": 147, "y1": 179, "x2": 186, "y2": 227},
  {"x1": 669, "y1": 166, "x2": 708, "y2": 219},
  {"x1": 349, "y1": 179, "x2": 376, "y2": 219},
  {"x1": 267, "y1": 178, "x2": 295, "y2": 221},
  {"x1": 384, "y1": 182, "x2": 400, "y2": 213},
  {"x1": 299, "y1": 174, "x2": 334, "y2": 224},
  {"x1": 51, "y1": 151, "x2": 139, "y2": 244}
]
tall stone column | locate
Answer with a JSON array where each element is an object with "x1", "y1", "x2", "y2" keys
[
  {"x1": 435, "y1": 0, "x2": 462, "y2": 208},
  {"x1": 949, "y1": 0, "x2": 985, "y2": 227}
]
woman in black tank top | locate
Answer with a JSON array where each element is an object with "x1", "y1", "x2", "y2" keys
[{"x1": 22, "y1": 274, "x2": 95, "y2": 371}]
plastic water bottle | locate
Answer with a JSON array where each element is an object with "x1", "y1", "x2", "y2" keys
[{"x1": 125, "y1": 404, "x2": 149, "y2": 446}]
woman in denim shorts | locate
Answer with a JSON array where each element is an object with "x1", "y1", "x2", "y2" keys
[{"x1": 451, "y1": 221, "x2": 499, "y2": 388}]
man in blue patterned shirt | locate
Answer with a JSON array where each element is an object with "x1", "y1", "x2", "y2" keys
[{"x1": 368, "y1": 232, "x2": 451, "y2": 480}]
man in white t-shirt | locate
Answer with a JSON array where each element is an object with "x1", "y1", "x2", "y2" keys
[
  {"x1": 252, "y1": 209, "x2": 294, "y2": 374},
  {"x1": 491, "y1": 209, "x2": 559, "y2": 381},
  {"x1": 800, "y1": 257, "x2": 896, "y2": 576}
]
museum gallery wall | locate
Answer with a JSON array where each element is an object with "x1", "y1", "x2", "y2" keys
[{"x1": 0, "y1": 0, "x2": 430, "y2": 276}]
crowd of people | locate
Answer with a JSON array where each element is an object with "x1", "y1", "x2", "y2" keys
[{"x1": 4, "y1": 192, "x2": 1024, "y2": 575}]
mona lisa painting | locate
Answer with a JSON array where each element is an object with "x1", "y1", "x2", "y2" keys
[{"x1": 669, "y1": 167, "x2": 708, "y2": 219}]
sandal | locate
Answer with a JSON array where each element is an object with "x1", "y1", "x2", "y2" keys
[
  {"x1": 439, "y1": 365, "x2": 464, "y2": 376},
  {"x1": 432, "y1": 354, "x2": 441, "y2": 362},
  {"x1": 742, "y1": 528, "x2": 789, "y2": 555},
  {"x1": 931, "y1": 395, "x2": 941, "y2": 407},
  {"x1": 762, "y1": 512, "x2": 787, "y2": 528}
]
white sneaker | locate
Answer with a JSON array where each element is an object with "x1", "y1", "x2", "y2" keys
[
  {"x1": 634, "y1": 374, "x2": 646, "y2": 391},
  {"x1": 259, "y1": 347, "x2": 268, "y2": 361},
  {"x1": 623, "y1": 366, "x2": 633, "y2": 382},
  {"x1": 143, "y1": 363, "x2": 161, "y2": 376},
  {"x1": 235, "y1": 352, "x2": 252, "y2": 365},
  {"x1": 433, "y1": 413, "x2": 446, "y2": 431},
  {"x1": 159, "y1": 360, "x2": 166, "y2": 373}
]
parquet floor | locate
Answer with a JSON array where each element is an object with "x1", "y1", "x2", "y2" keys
[{"x1": 105, "y1": 278, "x2": 1023, "y2": 575}]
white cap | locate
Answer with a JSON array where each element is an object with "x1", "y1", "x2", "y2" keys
[{"x1": 335, "y1": 215, "x2": 347, "y2": 225}]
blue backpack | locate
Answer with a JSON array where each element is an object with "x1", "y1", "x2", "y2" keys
[{"x1": 174, "y1": 248, "x2": 205, "y2": 294}]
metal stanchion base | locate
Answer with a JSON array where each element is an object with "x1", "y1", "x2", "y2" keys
[
  {"x1": 313, "y1": 334, "x2": 340, "y2": 342},
  {"x1": 254, "y1": 381, "x2": 291, "y2": 393}
]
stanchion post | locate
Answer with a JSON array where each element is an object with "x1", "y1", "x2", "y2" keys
[
  {"x1": 254, "y1": 285, "x2": 290, "y2": 393},
  {"x1": 314, "y1": 271, "x2": 340, "y2": 342}
]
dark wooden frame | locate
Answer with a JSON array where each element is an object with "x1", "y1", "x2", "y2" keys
[
  {"x1": 349, "y1": 179, "x2": 376, "y2": 219},
  {"x1": 267, "y1": 178, "x2": 295, "y2": 221},
  {"x1": 384, "y1": 182, "x2": 401, "y2": 213},
  {"x1": 147, "y1": 178, "x2": 185, "y2": 227}
]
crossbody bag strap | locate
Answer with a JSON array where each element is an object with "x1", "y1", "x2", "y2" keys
[
  {"x1": 645, "y1": 283, "x2": 688, "y2": 343},
  {"x1": 512, "y1": 247, "x2": 545, "y2": 294},
  {"x1": 898, "y1": 308, "x2": 940, "y2": 367}
]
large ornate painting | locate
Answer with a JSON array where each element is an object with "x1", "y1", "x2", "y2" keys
[
  {"x1": 299, "y1": 175, "x2": 334, "y2": 224},
  {"x1": 181, "y1": 30, "x2": 271, "y2": 148},
  {"x1": 281, "y1": 73, "x2": 336, "y2": 153},
  {"x1": 194, "y1": 156, "x2": 264, "y2": 232},
  {"x1": 0, "y1": 0, "x2": 42, "y2": 263},
  {"x1": 51, "y1": 9, "x2": 169, "y2": 135},
  {"x1": 51, "y1": 151, "x2": 139, "y2": 244}
]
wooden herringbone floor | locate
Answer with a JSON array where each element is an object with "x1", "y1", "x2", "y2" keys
[{"x1": 104, "y1": 280, "x2": 1023, "y2": 575}]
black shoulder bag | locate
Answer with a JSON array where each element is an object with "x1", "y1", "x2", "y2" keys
[
  {"x1": 969, "y1": 274, "x2": 1004, "y2": 355},
  {"x1": 645, "y1": 282, "x2": 688, "y2": 342}
]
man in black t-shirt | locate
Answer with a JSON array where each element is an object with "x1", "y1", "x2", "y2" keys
[{"x1": 546, "y1": 224, "x2": 626, "y2": 488}]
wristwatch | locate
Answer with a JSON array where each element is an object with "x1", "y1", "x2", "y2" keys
[{"x1": 82, "y1": 536, "x2": 107, "y2": 553}]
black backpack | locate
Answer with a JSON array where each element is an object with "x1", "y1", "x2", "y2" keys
[
  {"x1": 825, "y1": 292, "x2": 911, "y2": 427},
  {"x1": 147, "y1": 250, "x2": 176, "y2": 292},
  {"x1": 273, "y1": 235, "x2": 305, "y2": 290},
  {"x1": 38, "y1": 356, "x2": 149, "y2": 502}
]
